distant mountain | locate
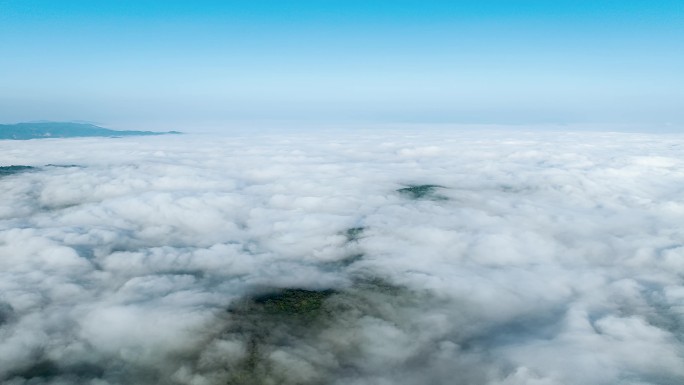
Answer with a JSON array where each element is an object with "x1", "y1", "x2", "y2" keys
[{"x1": 0, "y1": 122, "x2": 181, "y2": 140}]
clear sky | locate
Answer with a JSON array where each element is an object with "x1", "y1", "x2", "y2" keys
[{"x1": 1, "y1": 0, "x2": 682, "y2": 130}]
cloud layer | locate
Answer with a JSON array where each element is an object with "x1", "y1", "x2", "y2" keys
[{"x1": 1, "y1": 129, "x2": 683, "y2": 384}]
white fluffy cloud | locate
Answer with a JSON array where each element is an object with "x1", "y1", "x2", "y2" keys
[{"x1": 0, "y1": 129, "x2": 683, "y2": 384}]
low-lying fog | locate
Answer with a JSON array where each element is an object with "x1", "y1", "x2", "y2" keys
[{"x1": 1, "y1": 129, "x2": 683, "y2": 384}]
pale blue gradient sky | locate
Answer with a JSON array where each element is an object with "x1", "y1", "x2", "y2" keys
[{"x1": 0, "y1": 0, "x2": 682, "y2": 130}]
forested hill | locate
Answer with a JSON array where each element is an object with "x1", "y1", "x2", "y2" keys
[{"x1": 0, "y1": 122, "x2": 180, "y2": 140}]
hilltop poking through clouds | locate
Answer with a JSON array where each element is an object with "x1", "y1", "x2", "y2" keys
[{"x1": 0, "y1": 122, "x2": 180, "y2": 140}]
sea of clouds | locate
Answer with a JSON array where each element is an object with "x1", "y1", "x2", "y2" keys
[{"x1": 0, "y1": 129, "x2": 683, "y2": 385}]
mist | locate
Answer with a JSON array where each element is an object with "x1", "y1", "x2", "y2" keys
[{"x1": 1, "y1": 129, "x2": 683, "y2": 384}]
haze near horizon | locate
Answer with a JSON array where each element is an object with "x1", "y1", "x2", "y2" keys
[{"x1": 1, "y1": 0, "x2": 682, "y2": 131}]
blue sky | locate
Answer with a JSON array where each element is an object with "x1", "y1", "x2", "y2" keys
[{"x1": 0, "y1": 0, "x2": 682, "y2": 130}]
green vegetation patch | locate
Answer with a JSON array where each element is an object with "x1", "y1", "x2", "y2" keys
[
  {"x1": 5, "y1": 360, "x2": 105, "y2": 381},
  {"x1": 221, "y1": 278, "x2": 424, "y2": 385},
  {"x1": 345, "y1": 227, "x2": 365, "y2": 242},
  {"x1": 0, "y1": 165, "x2": 36, "y2": 177},
  {"x1": 226, "y1": 287, "x2": 337, "y2": 334},
  {"x1": 45, "y1": 164, "x2": 83, "y2": 168},
  {"x1": 225, "y1": 288, "x2": 336, "y2": 385},
  {"x1": 397, "y1": 184, "x2": 447, "y2": 200},
  {"x1": 253, "y1": 288, "x2": 335, "y2": 318}
]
